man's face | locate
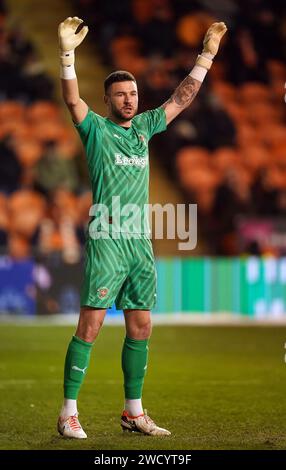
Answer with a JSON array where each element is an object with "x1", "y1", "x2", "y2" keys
[{"x1": 105, "y1": 81, "x2": 138, "y2": 122}]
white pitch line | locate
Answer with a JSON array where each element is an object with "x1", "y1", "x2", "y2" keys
[{"x1": 0, "y1": 378, "x2": 121, "y2": 387}]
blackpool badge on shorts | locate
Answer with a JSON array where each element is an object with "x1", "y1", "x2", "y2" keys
[{"x1": 97, "y1": 286, "x2": 109, "y2": 299}]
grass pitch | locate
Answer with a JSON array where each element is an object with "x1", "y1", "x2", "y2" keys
[{"x1": 0, "y1": 324, "x2": 286, "y2": 450}]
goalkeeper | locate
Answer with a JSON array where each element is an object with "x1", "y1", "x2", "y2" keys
[{"x1": 57, "y1": 16, "x2": 227, "y2": 438}]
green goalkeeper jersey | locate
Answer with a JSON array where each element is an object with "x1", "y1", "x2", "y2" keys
[{"x1": 75, "y1": 107, "x2": 166, "y2": 235}]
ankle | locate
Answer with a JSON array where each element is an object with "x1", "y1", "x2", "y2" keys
[{"x1": 60, "y1": 398, "x2": 78, "y2": 419}]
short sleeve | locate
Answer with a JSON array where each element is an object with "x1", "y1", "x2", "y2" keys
[
  {"x1": 138, "y1": 107, "x2": 167, "y2": 139},
  {"x1": 74, "y1": 109, "x2": 104, "y2": 144}
]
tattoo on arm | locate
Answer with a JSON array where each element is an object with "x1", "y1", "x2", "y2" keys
[{"x1": 162, "y1": 76, "x2": 201, "y2": 109}]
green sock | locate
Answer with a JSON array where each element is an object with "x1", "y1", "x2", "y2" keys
[
  {"x1": 121, "y1": 336, "x2": 149, "y2": 399},
  {"x1": 63, "y1": 335, "x2": 94, "y2": 400}
]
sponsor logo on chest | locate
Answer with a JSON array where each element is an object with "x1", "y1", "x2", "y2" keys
[{"x1": 115, "y1": 153, "x2": 147, "y2": 168}]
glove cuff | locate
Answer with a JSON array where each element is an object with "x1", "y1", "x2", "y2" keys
[
  {"x1": 59, "y1": 49, "x2": 75, "y2": 67},
  {"x1": 195, "y1": 54, "x2": 212, "y2": 70}
]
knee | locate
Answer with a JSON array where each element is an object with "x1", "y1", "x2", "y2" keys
[
  {"x1": 129, "y1": 318, "x2": 152, "y2": 340},
  {"x1": 78, "y1": 322, "x2": 102, "y2": 343},
  {"x1": 76, "y1": 308, "x2": 105, "y2": 343}
]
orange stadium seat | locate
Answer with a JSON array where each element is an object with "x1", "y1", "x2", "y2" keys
[
  {"x1": 114, "y1": 55, "x2": 148, "y2": 77},
  {"x1": 224, "y1": 164, "x2": 254, "y2": 189},
  {"x1": 131, "y1": 0, "x2": 154, "y2": 23},
  {"x1": 236, "y1": 123, "x2": 261, "y2": 148},
  {"x1": 110, "y1": 35, "x2": 141, "y2": 60},
  {"x1": 223, "y1": 101, "x2": 247, "y2": 123},
  {"x1": 179, "y1": 165, "x2": 218, "y2": 192},
  {"x1": 242, "y1": 145, "x2": 270, "y2": 172},
  {"x1": 212, "y1": 147, "x2": 240, "y2": 173},
  {"x1": 267, "y1": 60, "x2": 286, "y2": 81},
  {"x1": 32, "y1": 121, "x2": 65, "y2": 142},
  {"x1": 27, "y1": 101, "x2": 61, "y2": 122},
  {"x1": 8, "y1": 190, "x2": 46, "y2": 239},
  {"x1": 263, "y1": 165, "x2": 286, "y2": 190},
  {"x1": 57, "y1": 139, "x2": 79, "y2": 160},
  {"x1": 246, "y1": 102, "x2": 281, "y2": 126},
  {"x1": 46, "y1": 126, "x2": 79, "y2": 158},
  {"x1": 239, "y1": 82, "x2": 270, "y2": 104},
  {"x1": 8, "y1": 189, "x2": 46, "y2": 215},
  {"x1": 110, "y1": 35, "x2": 147, "y2": 75},
  {"x1": 0, "y1": 101, "x2": 25, "y2": 122},
  {"x1": 196, "y1": 188, "x2": 216, "y2": 213},
  {"x1": 176, "y1": 12, "x2": 215, "y2": 47},
  {"x1": 77, "y1": 191, "x2": 93, "y2": 224},
  {"x1": 15, "y1": 140, "x2": 43, "y2": 168},
  {"x1": 51, "y1": 189, "x2": 80, "y2": 224},
  {"x1": 272, "y1": 143, "x2": 286, "y2": 166},
  {"x1": 257, "y1": 123, "x2": 285, "y2": 148},
  {"x1": 212, "y1": 81, "x2": 237, "y2": 102},
  {"x1": 176, "y1": 146, "x2": 209, "y2": 173},
  {"x1": 10, "y1": 122, "x2": 35, "y2": 141},
  {"x1": 270, "y1": 79, "x2": 286, "y2": 103},
  {"x1": 0, "y1": 121, "x2": 23, "y2": 139}
]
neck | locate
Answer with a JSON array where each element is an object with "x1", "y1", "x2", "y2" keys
[{"x1": 108, "y1": 113, "x2": 132, "y2": 128}]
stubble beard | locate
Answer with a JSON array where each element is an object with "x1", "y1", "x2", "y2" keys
[{"x1": 111, "y1": 104, "x2": 137, "y2": 122}]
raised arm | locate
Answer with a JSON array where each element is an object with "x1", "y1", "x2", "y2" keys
[
  {"x1": 58, "y1": 16, "x2": 89, "y2": 124},
  {"x1": 162, "y1": 22, "x2": 227, "y2": 125}
]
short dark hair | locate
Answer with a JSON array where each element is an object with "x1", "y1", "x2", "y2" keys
[{"x1": 104, "y1": 70, "x2": 136, "y2": 94}]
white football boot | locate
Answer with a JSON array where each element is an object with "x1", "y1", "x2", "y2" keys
[
  {"x1": 57, "y1": 413, "x2": 87, "y2": 439},
  {"x1": 121, "y1": 409, "x2": 171, "y2": 436}
]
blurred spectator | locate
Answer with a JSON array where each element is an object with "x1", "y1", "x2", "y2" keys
[
  {"x1": 21, "y1": 49, "x2": 54, "y2": 102},
  {"x1": 224, "y1": 25, "x2": 269, "y2": 84},
  {"x1": 8, "y1": 233, "x2": 31, "y2": 260},
  {"x1": 0, "y1": 16, "x2": 54, "y2": 102},
  {"x1": 134, "y1": 0, "x2": 176, "y2": 58},
  {"x1": 211, "y1": 167, "x2": 254, "y2": 253},
  {"x1": 251, "y1": 168, "x2": 281, "y2": 215},
  {"x1": 34, "y1": 140, "x2": 80, "y2": 196},
  {"x1": 0, "y1": 134, "x2": 22, "y2": 194},
  {"x1": 186, "y1": 93, "x2": 237, "y2": 150},
  {"x1": 8, "y1": 23, "x2": 35, "y2": 68},
  {"x1": 0, "y1": 33, "x2": 23, "y2": 100},
  {"x1": 37, "y1": 189, "x2": 83, "y2": 264},
  {"x1": 151, "y1": 92, "x2": 236, "y2": 175},
  {"x1": 239, "y1": 0, "x2": 285, "y2": 61},
  {"x1": 140, "y1": 60, "x2": 174, "y2": 111},
  {"x1": 0, "y1": 192, "x2": 8, "y2": 247}
]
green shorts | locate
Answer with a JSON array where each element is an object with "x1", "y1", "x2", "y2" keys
[{"x1": 80, "y1": 234, "x2": 157, "y2": 310}]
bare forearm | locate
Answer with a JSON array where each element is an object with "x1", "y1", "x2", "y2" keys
[
  {"x1": 61, "y1": 77, "x2": 80, "y2": 107},
  {"x1": 161, "y1": 75, "x2": 202, "y2": 124},
  {"x1": 61, "y1": 75, "x2": 88, "y2": 123},
  {"x1": 162, "y1": 75, "x2": 201, "y2": 112}
]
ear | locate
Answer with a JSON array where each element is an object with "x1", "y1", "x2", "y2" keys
[{"x1": 104, "y1": 94, "x2": 109, "y2": 105}]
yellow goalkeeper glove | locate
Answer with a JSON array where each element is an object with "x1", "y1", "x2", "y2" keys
[
  {"x1": 203, "y1": 22, "x2": 227, "y2": 56},
  {"x1": 58, "y1": 16, "x2": 89, "y2": 66},
  {"x1": 196, "y1": 21, "x2": 227, "y2": 70}
]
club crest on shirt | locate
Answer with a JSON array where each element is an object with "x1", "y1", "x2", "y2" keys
[{"x1": 97, "y1": 287, "x2": 109, "y2": 299}]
